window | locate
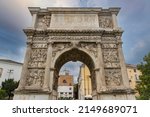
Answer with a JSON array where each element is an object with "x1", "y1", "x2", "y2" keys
[
  {"x1": 63, "y1": 80, "x2": 67, "y2": 83},
  {"x1": 134, "y1": 69, "x2": 136, "y2": 73},
  {"x1": 60, "y1": 92, "x2": 63, "y2": 94},
  {"x1": 69, "y1": 92, "x2": 72, "y2": 95},
  {"x1": 0, "y1": 68, "x2": 3, "y2": 78}
]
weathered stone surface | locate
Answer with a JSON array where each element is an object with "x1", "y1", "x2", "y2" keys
[
  {"x1": 50, "y1": 14, "x2": 99, "y2": 29},
  {"x1": 14, "y1": 7, "x2": 135, "y2": 100}
]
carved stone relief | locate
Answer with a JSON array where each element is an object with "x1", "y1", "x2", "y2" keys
[
  {"x1": 105, "y1": 69, "x2": 122, "y2": 86},
  {"x1": 102, "y1": 37, "x2": 117, "y2": 43},
  {"x1": 99, "y1": 16, "x2": 113, "y2": 28},
  {"x1": 33, "y1": 37, "x2": 48, "y2": 42},
  {"x1": 103, "y1": 49, "x2": 119, "y2": 62},
  {"x1": 28, "y1": 49, "x2": 47, "y2": 68},
  {"x1": 103, "y1": 49, "x2": 120, "y2": 68},
  {"x1": 102, "y1": 44, "x2": 117, "y2": 49},
  {"x1": 36, "y1": 15, "x2": 51, "y2": 29},
  {"x1": 79, "y1": 43, "x2": 97, "y2": 58},
  {"x1": 32, "y1": 44, "x2": 48, "y2": 48},
  {"x1": 104, "y1": 62, "x2": 120, "y2": 68},
  {"x1": 49, "y1": 36, "x2": 101, "y2": 41},
  {"x1": 26, "y1": 69, "x2": 45, "y2": 87},
  {"x1": 52, "y1": 43, "x2": 72, "y2": 58}
]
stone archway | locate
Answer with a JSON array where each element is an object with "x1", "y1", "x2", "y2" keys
[
  {"x1": 14, "y1": 7, "x2": 135, "y2": 100},
  {"x1": 52, "y1": 48, "x2": 96, "y2": 99}
]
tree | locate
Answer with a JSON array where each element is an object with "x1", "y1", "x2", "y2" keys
[
  {"x1": 0, "y1": 89, "x2": 7, "y2": 100},
  {"x1": 1, "y1": 79, "x2": 19, "y2": 100},
  {"x1": 136, "y1": 52, "x2": 150, "y2": 100}
]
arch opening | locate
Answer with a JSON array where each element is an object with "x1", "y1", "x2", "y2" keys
[{"x1": 53, "y1": 49, "x2": 96, "y2": 100}]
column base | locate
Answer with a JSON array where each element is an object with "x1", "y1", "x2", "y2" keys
[
  {"x1": 92, "y1": 87, "x2": 136, "y2": 100},
  {"x1": 13, "y1": 89, "x2": 57, "y2": 100}
]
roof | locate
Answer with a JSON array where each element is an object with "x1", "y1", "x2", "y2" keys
[
  {"x1": 0, "y1": 59, "x2": 23, "y2": 65},
  {"x1": 126, "y1": 64, "x2": 137, "y2": 68}
]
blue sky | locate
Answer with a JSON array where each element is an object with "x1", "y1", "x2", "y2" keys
[{"x1": 0, "y1": 0, "x2": 150, "y2": 81}]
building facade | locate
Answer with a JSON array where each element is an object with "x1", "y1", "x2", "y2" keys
[
  {"x1": 0, "y1": 59, "x2": 22, "y2": 88},
  {"x1": 126, "y1": 64, "x2": 141, "y2": 94},
  {"x1": 57, "y1": 72, "x2": 74, "y2": 99},
  {"x1": 78, "y1": 64, "x2": 92, "y2": 100},
  {"x1": 78, "y1": 64, "x2": 141, "y2": 99}
]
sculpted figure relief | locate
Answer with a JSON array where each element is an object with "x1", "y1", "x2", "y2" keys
[
  {"x1": 30, "y1": 49, "x2": 47, "y2": 62},
  {"x1": 52, "y1": 43, "x2": 72, "y2": 57},
  {"x1": 79, "y1": 43, "x2": 97, "y2": 58},
  {"x1": 28, "y1": 49, "x2": 47, "y2": 68},
  {"x1": 26, "y1": 69, "x2": 44, "y2": 87},
  {"x1": 103, "y1": 49, "x2": 120, "y2": 68},
  {"x1": 28, "y1": 61, "x2": 45, "y2": 68},
  {"x1": 36, "y1": 15, "x2": 51, "y2": 29},
  {"x1": 105, "y1": 69, "x2": 122, "y2": 86},
  {"x1": 99, "y1": 16, "x2": 113, "y2": 28},
  {"x1": 103, "y1": 49, "x2": 119, "y2": 62}
]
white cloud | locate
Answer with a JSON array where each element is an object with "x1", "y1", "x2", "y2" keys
[{"x1": 30, "y1": 0, "x2": 80, "y2": 7}]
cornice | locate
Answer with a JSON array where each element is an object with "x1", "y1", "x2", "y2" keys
[
  {"x1": 28, "y1": 7, "x2": 121, "y2": 15},
  {"x1": 23, "y1": 28, "x2": 123, "y2": 36}
]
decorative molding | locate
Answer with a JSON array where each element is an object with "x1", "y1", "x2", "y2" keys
[
  {"x1": 33, "y1": 37, "x2": 48, "y2": 42},
  {"x1": 49, "y1": 36, "x2": 101, "y2": 41},
  {"x1": 32, "y1": 43, "x2": 48, "y2": 48},
  {"x1": 102, "y1": 43, "x2": 117, "y2": 49}
]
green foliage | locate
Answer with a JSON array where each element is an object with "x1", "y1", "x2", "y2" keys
[
  {"x1": 1, "y1": 79, "x2": 19, "y2": 100},
  {"x1": 136, "y1": 52, "x2": 150, "y2": 100},
  {"x1": 0, "y1": 89, "x2": 7, "y2": 100}
]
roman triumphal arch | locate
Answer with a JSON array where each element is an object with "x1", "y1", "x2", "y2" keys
[{"x1": 14, "y1": 7, "x2": 135, "y2": 100}]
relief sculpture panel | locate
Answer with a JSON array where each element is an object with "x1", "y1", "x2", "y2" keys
[
  {"x1": 36, "y1": 15, "x2": 51, "y2": 29},
  {"x1": 99, "y1": 16, "x2": 113, "y2": 28},
  {"x1": 26, "y1": 69, "x2": 45, "y2": 87},
  {"x1": 79, "y1": 43, "x2": 97, "y2": 58},
  {"x1": 28, "y1": 49, "x2": 47, "y2": 68},
  {"x1": 105, "y1": 69, "x2": 122, "y2": 86},
  {"x1": 103, "y1": 49, "x2": 120, "y2": 68},
  {"x1": 52, "y1": 43, "x2": 72, "y2": 58}
]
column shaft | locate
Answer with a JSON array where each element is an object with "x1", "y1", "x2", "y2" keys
[
  {"x1": 43, "y1": 43, "x2": 52, "y2": 91},
  {"x1": 96, "y1": 43, "x2": 106, "y2": 91},
  {"x1": 112, "y1": 13, "x2": 118, "y2": 29},
  {"x1": 118, "y1": 42, "x2": 130, "y2": 88},
  {"x1": 32, "y1": 14, "x2": 37, "y2": 28},
  {"x1": 17, "y1": 43, "x2": 32, "y2": 90}
]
